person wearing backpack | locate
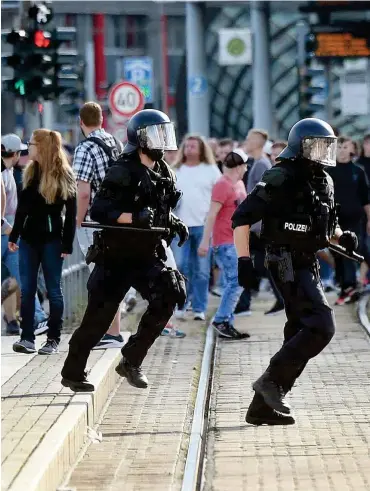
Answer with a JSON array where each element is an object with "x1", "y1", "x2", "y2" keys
[{"x1": 73, "y1": 102, "x2": 132, "y2": 349}]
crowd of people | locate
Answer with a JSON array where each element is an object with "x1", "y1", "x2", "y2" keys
[{"x1": 2, "y1": 101, "x2": 370, "y2": 350}]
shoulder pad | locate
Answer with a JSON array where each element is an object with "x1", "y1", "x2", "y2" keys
[
  {"x1": 104, "y1": 163, "x2": 132, "y2": 186},
  {"x1": 260, "y1": 166, "x2": 291, "y2": 188}
]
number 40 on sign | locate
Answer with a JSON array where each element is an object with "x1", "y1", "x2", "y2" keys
[{"x1": 108, "y1": 81, "x2": 145, "y2": 118}]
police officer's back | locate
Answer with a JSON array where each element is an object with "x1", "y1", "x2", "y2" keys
[
  {"x1": 232, "y1": 118, "x2": 358, "y2": 426},
  {"x1": 61, "y1": 109, "x2": 189, "y2": 392}
]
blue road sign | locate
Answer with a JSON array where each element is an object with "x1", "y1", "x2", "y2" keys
[
  {"x1": 123, "y1": 57, "x2": 154, "y2": 104},
  {"x1": 188, "y1": 75, "x2": 208, "y2": 96}
]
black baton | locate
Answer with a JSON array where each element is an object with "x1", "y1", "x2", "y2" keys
[
  {"x1": 328, "y1": 243, "x2": 364, "y2": 264},
  {"x1": 81, "y1": 221, "x2": 169, "y2": 234}
]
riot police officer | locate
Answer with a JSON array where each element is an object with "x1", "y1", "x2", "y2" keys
[
  {"x1": 232, "y1": 118, "x2": 358, "y2": 426},
  {"x1": 61, "y1": 109, "x2": 189, "y2": 392}
]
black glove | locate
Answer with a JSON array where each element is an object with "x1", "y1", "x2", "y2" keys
[
  {"x1": 170, "y1": 214, "x2": 189, "y2": 247},
  {"x1": 238, "y1": 257, "x2": 255, "y2": 289},
  {"x1": 132, "y1": 207, "x2": 154, "y2": 228},
  {"x1": 339, "y1": 231, "x2": 358, "y2": 253}
]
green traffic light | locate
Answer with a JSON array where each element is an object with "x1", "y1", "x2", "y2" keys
[{"x1": 14, "y1": 79, "x2": 25, "y2": 96}]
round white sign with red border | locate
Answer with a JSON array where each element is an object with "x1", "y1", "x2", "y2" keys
[{"x1": 108, "y1": 81, "x2": 145, "y2": 118}]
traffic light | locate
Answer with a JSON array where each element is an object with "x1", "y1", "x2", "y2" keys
[
  {"x1": 298, "y1": 33, "x2": 327, "y2": 119},
  {"x1": 1, "y1": 2, "x2": 82, "y2": 103}
]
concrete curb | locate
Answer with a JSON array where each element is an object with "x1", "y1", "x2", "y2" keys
[{"x1": 9, "y1": 347, "x2": 124, "y2": 491}]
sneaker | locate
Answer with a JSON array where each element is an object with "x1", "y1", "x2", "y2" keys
[
  {"x1": 174, "y1": 309, "x2": 186, "y2": 321},
  {"x1": 34, "y1": 318, "x2": 49, "y2": 336},
  {"x1": 210, "y1": 287, "x2": 223, "y2": 297},
  {"x1": 161, "y1": 325, "x2": 186, "y2": 338},
  {"x1": 6, "y1": 319, "x2": 20, "y2": 335},
  {"x1": 335, "y1": 287, "x2": 357, "y2": 306},
  {"x1": 13, "y1": 339, "x2": 36, "y2": 354},
  {"x1": 264, "y1": 302, "x2": 284, "y2": 316},
  {"x1": 234, "y1": 306, "x2": 252, "y2": 317},
  {"x1": 212, "y1": 321, "x2": 233, "y2": 338},
  {"x1": 193, "y1": 312, "x2": 205, "y2": 321},
  {"x1": 38, "y1": 339, "x2": 59, "y2": 355},
  {"x1": 92, "y1": 333, "x2": 125, "y2": 350},
  {"x1": 115, "y1": 356, "x2": 148, "y2": 388},
  {"x1": 226, "y1": 325, "x2": 250, "y2": 339}
]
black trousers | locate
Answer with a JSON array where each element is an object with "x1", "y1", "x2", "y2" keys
[
  {"x1": 266, "y1": 258, "x2": 336, "y2": 392},
  {"x1": 61, "y1": 257, "x2": 177, "y2": 381}
]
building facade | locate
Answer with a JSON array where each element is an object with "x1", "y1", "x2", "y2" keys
[{"x1": 1, "y1": 1, "x2": 369, "y2": 141}]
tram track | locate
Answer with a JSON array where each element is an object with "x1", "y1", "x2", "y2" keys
[{"x1": 180, "y1": 322, "x2": 217, "y2": 491}]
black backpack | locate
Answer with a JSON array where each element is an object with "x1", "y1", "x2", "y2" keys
[{"x1": 87, "y1": 136, "x2": 124, "y2": 166}]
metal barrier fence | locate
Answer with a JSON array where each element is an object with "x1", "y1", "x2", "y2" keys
[{"x1": 61, "y1": 237, "x2": 89, "y2": 327}]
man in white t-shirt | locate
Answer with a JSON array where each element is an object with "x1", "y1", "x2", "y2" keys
[{"x1": 173, "y1": 135, "x2": 221, "y2": 320}]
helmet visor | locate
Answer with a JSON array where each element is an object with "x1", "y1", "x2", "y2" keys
[
  {"x1": 137, "y1": 123, "x2": 177, "y2": 151},
  {"x1": 301, "y1": 137, "x2": 337, "y2": 167}
]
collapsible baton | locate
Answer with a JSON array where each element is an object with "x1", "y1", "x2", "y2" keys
[
  {"x1": 81, "y1": 221, "x2": 169, "y2": 234},
  {"x1": 328, "y1": 243, "x2": 364, "y2": 264}
]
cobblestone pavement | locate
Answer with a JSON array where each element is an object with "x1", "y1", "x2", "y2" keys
[
  {"x1": 64, "y1": 302, "x2": 218, "y2": 491},
  {"x1": 204, "y1": 298, "x2": 370, "y2": 491}
]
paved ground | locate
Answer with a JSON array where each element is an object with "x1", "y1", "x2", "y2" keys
[
  {"x1": 62, "y1": 301, "x2": 219, "y2": 491},
  {"x1": 204, "y1": 297, "x2": 370, "y2": 491},
  {"x1": 1, "y1": 335, "x2": 107, "y2": 491}
]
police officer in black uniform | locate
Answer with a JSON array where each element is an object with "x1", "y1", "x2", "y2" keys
[
  {"x1": 232, "y1": 118, "x2": 358, "y2": 426},
  {"x1": 61, "y1": 109, "x2": 189, "y2": 392}
]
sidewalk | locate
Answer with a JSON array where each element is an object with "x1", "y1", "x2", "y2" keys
[
  {"x1": 204, "y1": 296, "x2": 370, "y2": 491},
  {"x1": 1, "y1": 297, "x2": 218, "y2": 491},
  {"x1": 1, "y1": 331, "x2": 130, "y2": 491},
  {"x1": 61, "y1": 304, "x2": 220, "y2": 491}
]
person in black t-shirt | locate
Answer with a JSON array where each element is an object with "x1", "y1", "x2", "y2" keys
[{"x1": 327, "y1": 136, "x2": 370, "y2": 304}]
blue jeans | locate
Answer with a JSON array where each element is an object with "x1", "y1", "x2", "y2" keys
[
  {"x1": 2, "y1": 235, "x2": 47, "y2": 325},
  {"x1": 213, "y1": 244, "x2": 242, "y2": 325},
  {"x1": 172, "y1": 225, "x2": 211, "y2": 313},
  {"x1": 19, "y1": 239, "x2": 64, "y2": 343},
  {"x1": 318, "y1": 257, "x2": 334, "y2": 283},
  {"x1": 1, "y1": 234, "x2": 20, "y2": 284}
]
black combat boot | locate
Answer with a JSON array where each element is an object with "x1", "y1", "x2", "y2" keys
[
  {"x1": 61, "y1": 371, "x2": 95, "y2": 392},
  {"x1": 253, "y1": 370, "x2": 291, "y2": 414},
  {"x1": 246, "y1": 392, "x2": 295, "y2": 426},
  {"x1": 116, "y1": 356, "x2": 148, "y2": 388}
]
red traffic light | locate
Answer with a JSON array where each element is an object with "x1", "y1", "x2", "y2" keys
[{"x1": 34, "y1": 30, "x2": 51, "y2": 48}]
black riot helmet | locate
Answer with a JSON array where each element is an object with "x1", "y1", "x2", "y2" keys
[
  {"x1": 277, "y1": 118, "x2": 337, "y2": 167},
  {"x1": 123, "y1": 109, "x2": 177, "y2": 154}
]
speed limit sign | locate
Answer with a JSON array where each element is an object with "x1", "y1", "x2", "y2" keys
[{"x1": 108, "y1": 81, "x2": 145, "y2": 118}]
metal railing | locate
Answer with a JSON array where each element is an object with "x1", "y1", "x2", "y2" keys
[{"x1": 61, "y1": 237, "x2": 89, "y2": 327}]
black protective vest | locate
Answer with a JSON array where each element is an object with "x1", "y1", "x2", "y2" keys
[{"x1": 261, "y1": 169, "x2": 336, "y2": 253}]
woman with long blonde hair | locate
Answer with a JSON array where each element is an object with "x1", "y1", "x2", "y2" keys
[
  {"x1": 171, "y1": 134, "x2": 221, "y2": 321},
  {"x1": 9, "y1": 129, "x2": 77, "y2": 355}
]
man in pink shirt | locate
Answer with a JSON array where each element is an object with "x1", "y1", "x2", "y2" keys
[{"x1": 199, "y1": 149, "x2": 250, "y2": 339}]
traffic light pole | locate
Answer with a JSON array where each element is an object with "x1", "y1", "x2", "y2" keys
[{"x1": 25, "y1": 101, "x2": 41, "y2": 136}]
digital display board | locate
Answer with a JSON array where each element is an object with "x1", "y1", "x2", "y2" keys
[{"x1": 314, "y1": 32, "x2": 370, "y2": 58}]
